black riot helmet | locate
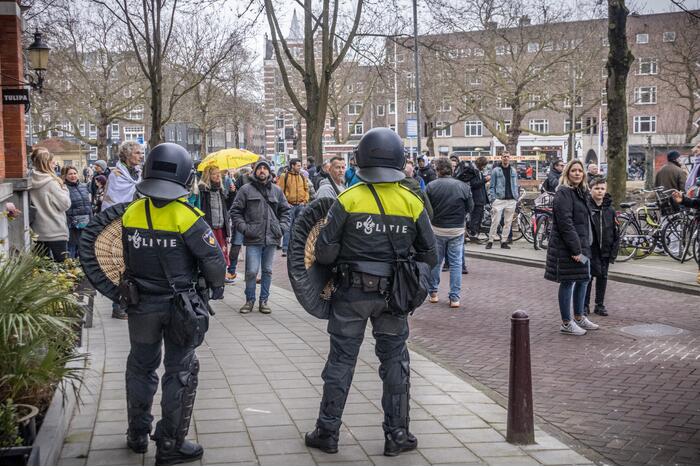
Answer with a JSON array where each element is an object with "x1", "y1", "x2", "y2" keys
[
  {"x1": 136, "y1": 143, "x2": 195, "y2": 201},
  {"x1": 355, "y1": 127, "x2": 406, "y2": 183}
]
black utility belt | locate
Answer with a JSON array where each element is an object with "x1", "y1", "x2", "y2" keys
[{"x1": 337, "y1": 267, "x2": 391, "y2": 293}]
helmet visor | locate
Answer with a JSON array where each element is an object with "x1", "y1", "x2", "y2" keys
[
  {"x1": 136, "y1": 178, "x2": 190, "y2": 201},
  {"x1": 356, "y1": 166, "x2": 405, "y2": 183}
]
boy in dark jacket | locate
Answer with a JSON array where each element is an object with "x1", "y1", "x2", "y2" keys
[{"x1": 585, "y1": 178, "x2": 619, "y2": 316}]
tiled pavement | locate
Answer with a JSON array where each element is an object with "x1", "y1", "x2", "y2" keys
[{"x1": 59, "y1": 284, "x2": 592, "y2": 465}]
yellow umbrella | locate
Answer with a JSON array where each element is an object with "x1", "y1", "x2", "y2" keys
[{"x1": 197, "y1": 148, "x2": 260, "y2": 172}]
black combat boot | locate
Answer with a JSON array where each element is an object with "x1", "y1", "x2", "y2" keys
[
  {"x1": 384, "y1": 427, "x2": 418, "y2": 457},
  {"x1": 155, "y1": 438, "x2": 203, "y2": 466},
  {"x1": 126, "y1": 430, "x2": 149, "y2": 454},
  {"x1": 305, "y1": 427, "x2": 339, "y2": 454}
]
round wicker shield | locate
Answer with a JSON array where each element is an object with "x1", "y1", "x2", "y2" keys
[
  {"x1": 287, "y1": 197, "x2": 336, "y2": 319},
  {"x1": 79, "y1": 203, "x2": 129, "y2": 302}
]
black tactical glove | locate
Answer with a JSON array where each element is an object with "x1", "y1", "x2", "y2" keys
[{"x1": 210, "y1": 287, "x2": 224, "y2": 300}]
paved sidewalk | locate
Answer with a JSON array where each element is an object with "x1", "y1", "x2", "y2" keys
[
  {"x1": 59, "y1": 285, "x2": 592, "y2": 466},
  {"x1": 468, "y1": 241, "x2": 700, "y2": 294}
]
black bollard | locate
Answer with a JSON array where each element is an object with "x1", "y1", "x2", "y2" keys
[{"x1": 506, "y1": 310, "x2": 535, "y2": 444}]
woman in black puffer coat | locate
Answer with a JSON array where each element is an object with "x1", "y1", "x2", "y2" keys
[
  {"x1": 64, "y1": 166, "x2": 92, "y2": 258},
  {"x1": 544, "y1": 159, "x2": 599, "y2": 336},
  {"x1": 585, "y1": 178, "x2": 619, "y2": 317}
]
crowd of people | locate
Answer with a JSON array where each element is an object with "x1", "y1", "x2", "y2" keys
[{"x1": 27, "y1": 138, "x2": 700, "y2": 330}]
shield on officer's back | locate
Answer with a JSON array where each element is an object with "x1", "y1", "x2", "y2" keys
[
  {"x1": 287, "y1": 197, "x2": 336, "y2": 319},
  {"x1": 79, "y1": 203, "x2": 128, "y2": 302}
]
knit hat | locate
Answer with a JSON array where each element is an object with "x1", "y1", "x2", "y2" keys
[
  {"x1": 94, "y1": 160, "x2": 107, "y2": 170},
  {"x1": 667, "y1": 150, "x2": 681, "y2": 162},
  {"x1": 95, "y1": 175, "x2": 107, "y2": 186},
  {"x1": 254, "y1": 160, "x2": 271, "y2": 176}
]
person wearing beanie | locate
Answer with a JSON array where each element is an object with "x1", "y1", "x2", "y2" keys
[
  {"x1": 229, "y1": 160, "x2": 291, "y2": 314},
  {"x1": 655, "y1": 150, "x2": 687, "y2": 191},
  {"x1": 90, "y1": 159, "x2": 111, "y2": 200}
]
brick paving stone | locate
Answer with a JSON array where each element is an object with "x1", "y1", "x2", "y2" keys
[
  {"x1": 201, "y1": 446, "x2": 256, "y2": 464},
  {"x1": 408, "y1": 257, "x2": 700, "y2": 465},
  {"x1": 419, "y1": 447, "x2": 481, "y2": 464},
  {"x1": 451, "y1": 428, "x2": 507, "y2": 443},
  {"x1": 481, "y1": 455, "x2": 540, "y2": 465},
  {"x1": 250, "y1": 437, "x2": 308, "y2": 455},
  {"x1": 197, "y1": 432, "x2": 251, "y2": 449},
  {"x1": 257, "y1": 453, "x2": 315, "y2": 465},
  {"x1": 528, "y1": 449, "x2": 594, "y2": 465}
]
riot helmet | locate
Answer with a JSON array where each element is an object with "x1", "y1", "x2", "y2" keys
[
  {"x1": 355, "y1": 127, "x2": 406, "y2": 183},
  {"x1": 136, "y1": 143, "x2": 194, "y2": 201}
]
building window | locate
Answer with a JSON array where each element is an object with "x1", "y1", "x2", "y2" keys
[
  {"x1": 496, "y1": 45, "x2": 506, "y2": 56},
  {"x1": 563, "y1": 95, "x2": 583, "y2": 108},
  {"x1": 638, "y1": 58, "x2": 658, "y2": 75},
  {"x1": 636, "y1": 33, "x2": 649, "y2": 44},
  {"x1": 439, "y1": 100, "x2": 451, "y2": 112},
  {"x1": 529, "y1": 119, "x2": 549, "y2": 133},
  {"x1": 348, "y1": 122, "x2": 364, "y2": 136},
  {"x1": 328, "y1": 118, "x2": 337, "y2": 128},
  {"x1": 467, "y1": 71, "x2": 481, "y2": 86},
  {"x1": 527, "y1": 94, "x2": 541, "y2": 109},
  {"x1": 89, "y1": 146, "x2": 98, "y2": 161},
  {"x1": 128, "y1": 106, "x2": 144, "y2": 121},
  {"x1": 79, "y1": 122, "x2": 86, "y2": 136},
  {"x1": 435, "y1": 122, "x2": 452, "y2": 138},
  {"x1": 346, "y1": 83, "x2": 354, "y2": 93},
  {"x1": 111, "y1": 123, "x2": 120, "y2": 140},
  {"x1": 564, "y1": 119, "x2": 583, "y2": 132},
  {"x1": 406, "y1": 72, "x2": 415, "y2": 89},
  {"x1": 584, "y1": 117, "x2": 598, "y2": 135},
  {"x1": 275, "y1": 116, "x2": 284, "y2": 129},
  {"x1": 602, "y1": 36, "x2": 609, "y2": 47},
  {"x1": 276, "y1": 138, "x2": 284, "y2": 153},
  {"x1": 464, "y1": 121, "x2": 483, "y2": 137},
  {"x1": 376, "y1": 104, "x2": 385, "y2": 116},
  {"x1": 347, "y1": 102, "x2": 362, "y2": 115},
  {"x1": 124, "y1": 125, "x2": 145, "y2": 142},
  {"x1": 527, "y1": 42, "x2": 540, "y2": 53},
  {"x1": 473, "y1": 47, "x2": 484, "y2": 57},
  {"x1": 542, "y1": 41, "x2": 553, "y2": 52},
  {"x1": 634, "y1": 86, "x2": 657, "y2": 104},
  {"x1": 496, "y1": 120, "x2": 511, "y2": 133},
  {"x1": 663, "y1": 31, "x2": 676, "y2": 43},
  {"x1": 601, "y1": 88, "x2": 608, "y2": 105},
  {"x1": 601, "y1": 65, "x2": 607, "y2": 78},
  {"x1": 633, "y1": 116, "x2": 656, "y2": 133},
  {"x1": 89, "y1": 124, "x2": 97, "y2": 138},
  {"x1": 406, "y1": 100, "x2": 416, "y2": 113},
  {"x1": 176, "y1": 128, "x2": 182, "y2": 141},
  {"x1": 496, "y1": 95, "x2": 511, "y2": 110},
  {"x1": 389, "y1": 102, "x2": 396, "y2": 114}
]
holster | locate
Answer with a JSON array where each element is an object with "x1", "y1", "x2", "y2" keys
[
  {"x1": 118, "y1": 275, "x2": 140, "y2": 307},
  {"x1": 170, "y1": 290, "x2": 210, "y2": 348}
]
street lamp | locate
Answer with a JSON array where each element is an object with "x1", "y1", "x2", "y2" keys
[{"x1": 26, "y1": 30, "x2": 50, "y2": 92}]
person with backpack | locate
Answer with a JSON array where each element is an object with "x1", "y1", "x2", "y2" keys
[{"x1": 277, "y1": 158, "x2": 309, "y2": 256}]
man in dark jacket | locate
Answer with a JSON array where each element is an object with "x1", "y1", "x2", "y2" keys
[
  {"x1": 120, "y1": 143, "x2": 226, "y2": 465},
  {"x1": 458, "y1": 157, "x2": 489, "y2": 238},
  {"x1": 425, "y1": 158, "x2": 473, "y2": 308},
  {"x1": 230, "y1": 160, "x2": 291, "y2": 314},
  {"x1": 542, "y1": 159, "x2": 564, "y2": 193},
  {"x1": 416, "y1": 156, "x2": 437, "y2": 185},
  {"x1": 655, "y1": 151, "x2": 687, "y2": 191},
  {"x1": 305, "y1": 128, "x2": 436, "y2": 458},
  {"x1": 585, "y1": 178, "x2": 619, "y2": 316}
]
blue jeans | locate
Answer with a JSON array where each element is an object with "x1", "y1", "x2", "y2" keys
[
  {"x1": 227, "y1": 231, "x2": 245, "y2": 274},
  {"x1": 558, "y1": 280, "x2": 588, "y2": 322},
  {"x1": 244, "y1": 245, "x2": 276, "y2": 302},
  {"x1": 282, "y1": 204, "x2": 304, "y2": 252},
  {"x1": 429, "y1": 234, "x2": 464, "y2": 302}
]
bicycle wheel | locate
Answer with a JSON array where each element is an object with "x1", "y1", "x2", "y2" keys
[
  {"x1": 510, "y1": 212, "x2": 525, "y2": 242},
  {"x1": 534, "y1": 216, "x2": 551, "y2": 251},
  {"x1": 519, "y1": 211, "x2": 534, "y2": 243},
  {"x1": 692, "y1": 233, "x2": 699, "y2": 265},
  {"x1": 661, "y1": 215, "x2": 690, "y2": 262},
  {"x1": 617, "y1": 217, "x2": 640, "y2": 262}
]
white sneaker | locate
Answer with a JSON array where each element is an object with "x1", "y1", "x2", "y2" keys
[
  {"x1": 560, "y1": 320, "x2": 586, "y2": 335},
  {"x1": 429, "y1": 293, "x2": 439, "y2": 303},
  {"x1": 575, "y1": 316, "x2": 599, "y2": 330}
]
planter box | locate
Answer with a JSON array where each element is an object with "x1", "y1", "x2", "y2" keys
[
  {"x1": 32, "y1": 327, "x2": 88, "y2": 466},
  {"x1": 0, "y1": 446, "x2": 40, "y2": 466}
]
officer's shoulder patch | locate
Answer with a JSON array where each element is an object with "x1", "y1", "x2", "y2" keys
[{"x1": 202, "y1": 229, "x2": 218, "y2": 248}]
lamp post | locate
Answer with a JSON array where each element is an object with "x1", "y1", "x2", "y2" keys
[{"x1": 27, "y1": 30, "x2": 51, "y2": 93}]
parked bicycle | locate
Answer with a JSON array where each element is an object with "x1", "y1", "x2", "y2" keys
[{"x1": 532, "y1": 191, "x2": 554, "y2": 251}]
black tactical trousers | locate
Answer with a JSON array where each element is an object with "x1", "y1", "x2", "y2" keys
[
  {"x1": 125, "y1": 308, "x2": 199, "y2": 443},
  {"x1": 317, "y1": 287, "x2": 411, "y2": 434}
]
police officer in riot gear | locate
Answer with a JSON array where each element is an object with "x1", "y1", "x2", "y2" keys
[
  {"x1": 305, "y1": 128, "x2": 437, "y2": 456},
  {"x1": 121, "y1": 143, "x2": 226, "y2": 465}
]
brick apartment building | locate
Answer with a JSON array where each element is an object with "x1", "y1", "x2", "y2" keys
[{"x1": 263, "y1": 10, "x2": 699, "y2": 173}]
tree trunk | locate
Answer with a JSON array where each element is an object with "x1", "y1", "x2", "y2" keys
[
  {"x1": 507, "y1": 107, "x2": 524, "y2": 155},
  {"x1": 685, "y1": 108, "x2": 699, "y2": 144},
  {"x1": 97, "y1": 120, "x2": 109, "y2": 161},
  {"x1": 305, "y1": 115, "x2": 324, "y2": 164},
  {"x1": 606, "y1": 0, "x2": 634, "y2": 208},
  {"x1": 149, "y1": 83, "x2": 163, "y2": 148},
  {"x1": 233, "y1": 119, "x2": 240, "y2": 148}
]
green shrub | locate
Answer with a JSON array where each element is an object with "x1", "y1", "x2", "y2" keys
[
  {"x1": 0, "y1": 400, "x2": 22, "y2": 448},
  {"x1": 0, "y1": 253, "x2": 85, "y2": 408}
]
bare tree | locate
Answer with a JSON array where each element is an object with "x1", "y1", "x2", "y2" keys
[
  {"x1": 39, "y1": 1, "x2": 147, "y2": 160},
  {"x1": 656, "y1": 14, "x2": 700, "y2": 144},
  {"x1": 264, "y1": 0, "x2": 365, "y2": 161},
  {"x1": 326, "y1": 62, "x2": 380, "y2": 144},
  {"x1": 92, "y1": 0, "x2": 242, "y2": 148},
  {"x1": 605, "y1": 0, "x2": 634, "y2": 207}
]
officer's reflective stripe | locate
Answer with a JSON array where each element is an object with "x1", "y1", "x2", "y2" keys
[
  {"x1": 122, "y1": 198, "x2": 202, "y2": 233},
  {"x1": 337, "y1": 182, "x2": 424, "y2": 221}
]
